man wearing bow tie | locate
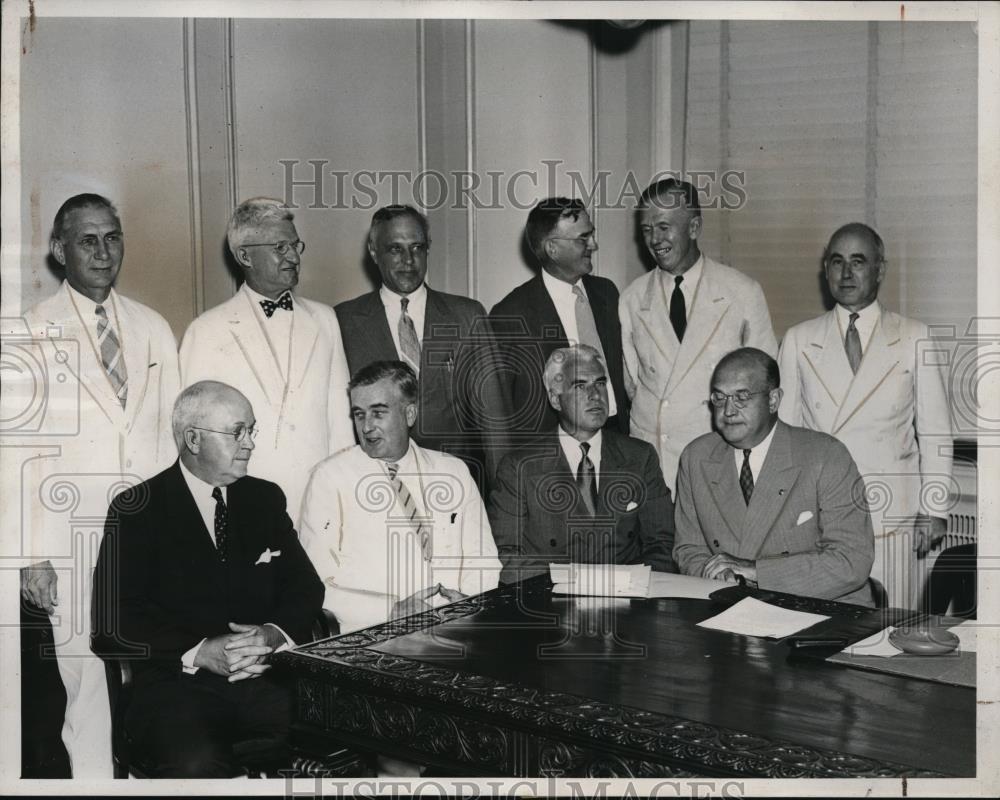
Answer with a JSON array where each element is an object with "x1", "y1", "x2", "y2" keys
[
  {"x1": 777, "y1": 224, "x2": 953, "y2": 608},
  {"x1": 299, "y1": 361, "x2": 501, "y2": 634},
  {"x1": 179, "y1": 198, "x2": 353, "y2": 520},
  {"x1": 620, "y1": 178, "x2": 777, "y2": 493},
  {"x1": 673, "y1": 348, "x2": 875, "y2": 605},
  {"x1": 12, "y1": 194, "x2": 180, "y2": 777},
  {"x1": 335, "y1": 205, "x2": 510, "y2": 494},
  {"x1": 488, "y1": 345, "x2": 675, "y2": 584},
  {"x1": 92, "y1": 380, "x2": 323, "y2": 777}
]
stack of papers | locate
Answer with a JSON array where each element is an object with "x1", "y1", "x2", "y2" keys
[
  {"x1": 697, "y1": 597, "x2": 830, "y2": 639},
  {"x1": 550, "y1": 563, "x2": 651, "y2": 597}
]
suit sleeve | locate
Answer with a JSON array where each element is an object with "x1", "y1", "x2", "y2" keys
[
  {"x1": 468, "y1": 301, "x2": 513, "y2": 487},
  {"x1": 913, "y1": 327, "x2": 953, "y2": 518},
  {"x1": 755, "y1": 439, "x2": 874, "y2": 599},
  {"x1": 776, "y1": 328, "x2": 804, "y2": 426},
  {"x1": 672, "y1": 446, "x2": 713, "y2": 577},
  {"x1": 619, "y1": 292, "x2": 638, "y2": 400},
  {"x1": 153, "y1": 317, "x2": 181, "y2": 471},
  {"x1": 92, "y1": 494, "x2": 205, "y2": 666},
  {"x1": 636, "y1": 442, "x2": 677, "y2": 572},
  {"x1": 487, "y1": 453, "x2": 532, "y2": 584},
  {"x1": 455, "y1": 468, "x2": 502, "y2": 596},
  {"x1": 324, "y1": 314, "x2": 354, "y2": 453},
  {"x1": 742, "y1": 280, "x2": 778, "y2": 357}
]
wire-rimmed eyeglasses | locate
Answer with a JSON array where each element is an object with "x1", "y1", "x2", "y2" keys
[
  {"x1": 241, "y1": 240, "x2": 305, "y2": 257},
  {"x1": 190, "y1": 424, "x2": 259, "y2": 443}
]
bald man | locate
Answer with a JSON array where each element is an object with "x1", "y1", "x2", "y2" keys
[{"x1": 777, "y1": 223, "x2": 953, "y2": 609}]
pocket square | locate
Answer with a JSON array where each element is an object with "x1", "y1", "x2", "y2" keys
[
  {"x1": 255, "y1": 548, "x2": 282, "y2": 565},
  {"x1": 626, "y1": 501, "x2": 639, "y2": 512},
  {"x1": 795, "y1": 511, "x2": 814, "y2": 526}
]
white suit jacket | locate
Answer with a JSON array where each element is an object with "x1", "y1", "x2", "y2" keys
[
  {"x1": 777, "y1": 306, "x2": 953, "y2": 525},
  {"x1": 179, "y1": 286, "x2": 353, "y2": 519},
  {"x1": 620, "y1": 257, "x2": 777, "y2": 489},
  {"x1": 299, "y1": 443, "x2": 502, "y2": 633},
  {"x1": 9, "y1": 283, "x2": 179, "y2": 566}
]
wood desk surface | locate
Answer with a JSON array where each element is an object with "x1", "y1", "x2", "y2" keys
[{"x1": 275, "y1": 578, "x2": 975, "y2": 778}]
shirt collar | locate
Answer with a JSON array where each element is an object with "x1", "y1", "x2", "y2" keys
[
  {"x1": 835, "y1": 299, "x2": 881, "y2": 328},
  {"x1": 380, "y1": 282, "x2": 427, "y2": 310},
  {"x1": 65, "y1": 281, "x2": 117, "y2": 314},
  {"x1": 178, "y1": 457, "x2": 227, "y2": 501},
  {"x1": 558, "y1": 426, "x2": 602, "y2": 461},
  {"x1": 541, "y1": 267, "x2": 581, "y2": 299},
  {"x1": 242, "y1": 282, "x2": 293, "y2": 306},
  {"x1": 374, "y1": 442, "x2": 415, "y2": 472},
  {"x1": 661, "y1": 253, "x2": 704, "y2": 291}
]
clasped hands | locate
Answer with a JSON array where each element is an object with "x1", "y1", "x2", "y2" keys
[
  {"x1": 194, "y1": 622, "x2": 287, "y2": 683},
  {"x1": 391, "y1": 583, "x2": 466, "y2": 620},
  {"x1": 704, "y1": 552, "x2": 757, "y2": 585}
]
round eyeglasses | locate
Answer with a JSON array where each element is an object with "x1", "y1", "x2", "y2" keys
[
  {"x1": 708, "y1": 389, "x2": 769, "y2": 409},
  {"x1": 190, "y1": 424, "x2": 259, "y2": 443},
  {"x1": 241, "y1": 240, "x2": 305, "y2": 257}
]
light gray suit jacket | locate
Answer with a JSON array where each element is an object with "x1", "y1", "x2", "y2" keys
[{"x1": 673, "y1": 420, "x2": 875, "y2": 606}]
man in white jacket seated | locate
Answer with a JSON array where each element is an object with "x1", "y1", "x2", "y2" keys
[{"x1": 299, "y1": 360, "x2": 502, "y2": 634}]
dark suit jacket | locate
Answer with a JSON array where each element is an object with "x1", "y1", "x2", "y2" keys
[
  {"x1": 335, "y1": 287, "x2": 511, "y2": 488},
  {"x1": 91, "y1": 462, "x2": 324, "y2": 684},
  {"x1": 489, "y1": 273, "x2": 629, "y2": 435},
  {"x1": 674, "y1": 421, "x2": 875, "y2": 606},
  {"x1": 488, "y1": 429, "x2": 675, "y2": 584}
]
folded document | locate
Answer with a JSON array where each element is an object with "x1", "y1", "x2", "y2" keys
[{"x1": 550, "y1": 564, "x2": 737, "y2": 600}]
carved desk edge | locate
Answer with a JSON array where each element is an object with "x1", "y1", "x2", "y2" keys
[{"x1": 272, "y1": 580, "x2": 952, "y2": 779}]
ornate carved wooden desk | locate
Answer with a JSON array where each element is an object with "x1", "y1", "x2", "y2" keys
[{"x1": 272, "y1": 577, "x2": 975, "y2": 778}]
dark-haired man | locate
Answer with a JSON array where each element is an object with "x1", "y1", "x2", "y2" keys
[
  {"x1": 335, "y1": 205, "x2": 509, "y2": 491},
  {"x1": 490, "y1": 198, "x2": 629, "y2": 434},
  {"x1": 620, "y1": 179, "x2": 776, "y2": 491},
  {"x1": 673, "y1": 348, "x2": 875, "y2": 606},
  {"x1": 777, "y1": 223, "x2": 952, "y2": 608},
  {"x1": 13, "y1": 194, "x2": 180, "y2": 777},
  {"x1": 299, "y1": 361, "x2": 501, "y2": 634}
]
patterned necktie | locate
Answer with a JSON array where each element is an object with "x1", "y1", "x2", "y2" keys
[
  {"x1": 572, "y1": 284, "x2": 604, "y2": 356},
  {"x1": 844, "y1": 312, "x2": 862, "y2": 374},
  {"x1": 95, "y1": 305, "x2": 128, "y2": 409},
  {"x1": 211, "y1": 487, "x2": 228, "y2": 561},
  {"x1": 260, "y1": 290, "x2": 293, "y2": 318},
  {"x1": 387, "y1": 462, "x2": 430, "y2": 561},
  {"x1": 670, "y1": 275, "x2": 687, "y2": 343},
  {"x1": 739, "y1": 449, "x2": 754, "y2": 506},
  {"x1": 398, "y1": 297, "x2": 421, "y2": 373},
  {"x1": 576, "y1": 442, "x2": 598, "y2": 516}
]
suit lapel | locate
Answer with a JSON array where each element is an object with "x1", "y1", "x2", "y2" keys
[
  {"x1": 666, "y1": 260, "x2": 730, "y2": 396},
  {"x1": 357, "y1": 291, "x2": 398, "y2": 362},
  {"x1": 227, "y1": 290, "x2": 286, "y2": 405},
  {"x1": 114, "y1": 293, "x2": 152, "y2": 432},
  {"x1": 582, "y1": 276, "x2": 613, "y2": 355},
  {"x1": 166, "y1": 462, "x2": 221, "y2": 560},
  {"x1": 832, "y1": 308, "x2": 901, "y2": 435},
  {"x1": 531, "y1": 276, "x2": 569, "y2": 344},
  {"x1": 740, "y1": 422, "x2": 799, "y2": 556},
  {"x1": 289, "y1": 296, "x2": 320, "y2": 390},
  {"x1": 633, "y1": 271, "x2": 675, "y2": 368},
  {"x1": 801, "y1": 310, "x2": 851, "y2": 426},
  {"x1": 702, "y1": 437, "x2": 747, "y2": 541}
]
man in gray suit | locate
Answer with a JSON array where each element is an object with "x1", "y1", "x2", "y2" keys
[{"x1": 673, "y1": 348, "x2": 875, "y2": 606}]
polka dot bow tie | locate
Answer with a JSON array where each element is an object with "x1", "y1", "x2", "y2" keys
[{"x1": 260, "y1": 291, "x2": 293, "y2": 318}]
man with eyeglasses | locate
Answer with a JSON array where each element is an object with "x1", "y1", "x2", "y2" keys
[
  {"x1": 180, "y1": 197, "x2": 353, "y2": 520},
  {"x1": 490, "y1": 197, "x2": 629, "y2": 436},
  {"x1": 777, "y1": 223, "x2": 952, "y2": 610},
  {"x1": 620, "y1": 178, "x2": 777, "y2": 494},
  {"x1": 12, "y1": 193, "x2": 180, "y2": 777},
  {"x1": 92, "y1": 380, "x2": 324, "y2": 777},
  {"x1": 335, "y1": 204, "x2": 510, "y2": 494},
  {"x1": 673, "y1": 348, "x2": 875, "y2": 605}
]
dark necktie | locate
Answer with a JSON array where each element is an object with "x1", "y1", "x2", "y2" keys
[
  {"x1": 95, "y1": 305, "x2": 128, "y2": 409},
  {"x1": 739, "y1": 449, "x2": 754, "y2": 506},
  {"x1": 260, "y1": 290, "x2": 293, "y2": 318},
  {"x1": 577, "y1": 442, "x2": 598, "y2": 516},
  {"x1": 211, "y1": 487, "x2": 228, "y2": 561},
  {"x1": 844, "y1": 312, "x2": 862, "y2": 374},
  {"x1": 398, "y1": 297, "x2": 422, "y2": 372},
  {"x1": 670, "y1": 275, "x2": 687, "y2": 342}
]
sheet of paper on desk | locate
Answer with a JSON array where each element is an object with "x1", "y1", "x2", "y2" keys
[
  {"x1": 697, "y1": 597, "x2": 830, "y2": 638},
  {"x1": 646, "y1": 571, "x2": 737, "y2": 599},
  {"x1": 550, "y1": 563, "x2": 651, "y2": 597},
  {"x1": 845, "y1": 627, "x2": 901, "y2": 658}
]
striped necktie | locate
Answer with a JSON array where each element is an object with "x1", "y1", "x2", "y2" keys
[
  {"x1": 95, "y1": 304, "x2": 128, "y2": 409},
  {"x1": 398, "y1": 297, "x2": 421, "y2": 373},
  {"x1": 387, "y1": 461, "x2": 430, "y2": 561}
]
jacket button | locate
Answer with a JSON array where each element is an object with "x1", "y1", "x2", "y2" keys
[
  {"x1": 713, "y1": 539, "x2": 720, "y2": 547},
  {"x1": 549, "y1": 538, "x2": 557, "y2": 547}
]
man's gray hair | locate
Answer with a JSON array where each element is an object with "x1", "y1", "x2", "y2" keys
[
  {"x1": 543, "y1": 344, "x2": 607, "y2": 395},
  {"x1": 171, "y1": 380, "x2": 237, "y2": 448},
  {"x1": 226, "y1": 197, "x2": 294, "y2": 255}
]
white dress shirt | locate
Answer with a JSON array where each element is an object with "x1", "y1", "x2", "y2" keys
[
  {"x1": 558, "y1": 427, "x2": 603, "y2": 488},
  {"x1": 660, "y1": 254, "x2": 704, "y2": 323},
  {"x1": 65, "y1": 283, "x2": 125, "y2": 369},
  {"x1": 243, "y1": 283, "x2": 294, "y2": 376},
  {"x1": 381, "y1": 283, "x2": 427, "y2": 357},
  {"x1": 835, "y1": 299, "x2": 880, "y2": 355},
  {"x1": 732, "y1": 420, "x2": 778, "y2": 483}
]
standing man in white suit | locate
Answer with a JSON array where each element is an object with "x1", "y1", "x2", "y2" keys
[
  {"x1": 180, "y1": 198, "x2": 354, "y2": 519},
  {"x1": 778, "y1": 223, "x2": 953, "y2": 608},
  {"x1": 620, "y1": 178, "x2": 777, "y2": 490},
  {"x1": 14, "y1": 193, "x2": 180, "y2": 777}
]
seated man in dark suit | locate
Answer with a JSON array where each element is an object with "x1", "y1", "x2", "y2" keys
[
  {"x1": 488, "y1": 345, "x2": 675, "y2": 584},
  {"x1": 490, "y1": 197, "x2": 629, "y2": 434},
  {"x1": 91, "y1": 380, "x2": 324, "y2": 777},
  {"x1": 673, "y1": 348, "x2": 875, "y2": 605}
]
